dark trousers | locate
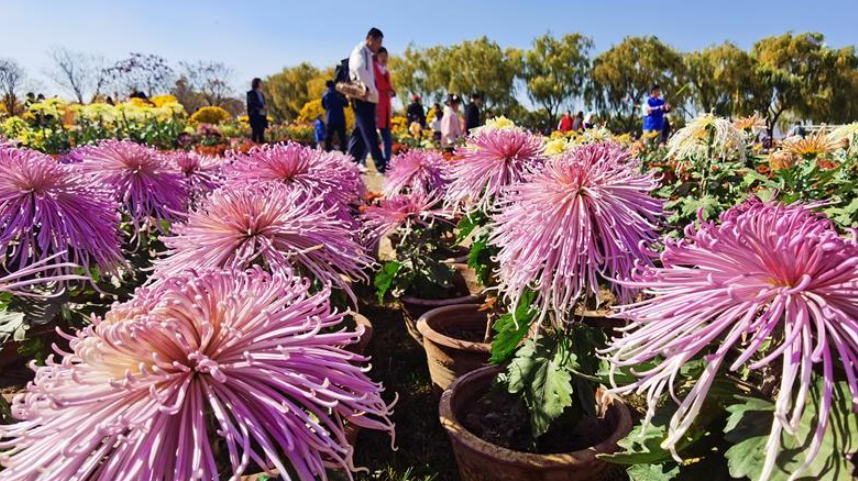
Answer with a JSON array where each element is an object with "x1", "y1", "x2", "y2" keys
[
  {"x1": 347, "y1": 100, "x2": 385, "y2": 172},
  {"x1": 250, "y1": 115, "x2": 267, "y2": 143},
  {"x1": 325, "y1": 123, "x2": 347, "y2": 152}
]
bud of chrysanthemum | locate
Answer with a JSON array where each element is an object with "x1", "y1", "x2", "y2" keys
[
  {"x1": 382, "y1": 149, "x2": 451, "y2": 198},
  {"x1": 490, "y1": 142, "x2": 663, "y2": 323},
  {"x1": 76, "y1": 139, "x2": 188, "y2": 228},
  {"x1": 0, "y1": 148, "x2": 124, "y2": 277},
  {"x1": 605, "y1": 199, "x2": 858, "y2": 481},
  {"x1": 226, "y1": 142, "x2": 365, "y2": 225},
  {"x1": 768, "y1": 149, "x2": 797, "y2": 170},
  {"x1": 0, "y1": 267, "x2": 395, "y2": 480},
  {"x1": 445, "y1": 127, "x2": 546, "y2": 212},
  {"x1": 154, "y1": 183, "x2": 371, "y2": 302}
]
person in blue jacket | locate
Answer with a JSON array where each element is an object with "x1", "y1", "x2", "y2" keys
[
  {"x1": 642, "y1": 84, "x2": 671, "y2": 138},
  {"x1": 313, "y1": 115, "x2": 326, "y2": 150},
  {"x1": 321, "y1": 80, "x2": 349, "y2": 152}
]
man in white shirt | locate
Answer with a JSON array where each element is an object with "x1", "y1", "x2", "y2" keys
[{"x1": 346, "y1": 27, "x2": 387, "y2": 173}]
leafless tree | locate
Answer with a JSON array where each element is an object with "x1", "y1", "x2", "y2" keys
[
  {"x1": 0, "y1": 58, "x2": 25, "y2": 115},
  {"x1": 46, "y1": 47, "x2": 110, "y2": 103},
  {"x1": 178, "y1": 61, "x2": 235, "y2": 106},
  {"x1": 105, "y1": 53, "x2": 175, "y2": 98}
]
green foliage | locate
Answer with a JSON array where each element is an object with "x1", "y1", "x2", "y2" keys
[
  {"x1": 506, "y1": 336, "x2": 576, "y2": 438},
  {"x1": 489, "y1": 289, "x2": 537, "y2": 364},
  {"x1": 374, "y1": 261, "x2": 402, "y2": 303},
  {"x1": 683, "y1": 42, "x2": 765, "y2": 118},
  {"x1": 262, "y1": 63, "x2": 329, "y2": 122},
  {"x1": 724, "y1": 379, "x2": 858, "y2": 481},
  {"x1": 522, "y1": 32, "x2": 593, "y2": 125}
]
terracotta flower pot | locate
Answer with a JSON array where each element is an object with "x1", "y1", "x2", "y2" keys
[
  {"x1": 440, "y1": 366, "x2": 633, "y2": 481},
  {"x1": 400, "y1": 293, "x2": 482, "y2": 346},
  {"x1": 416, "y1": 304, "x2": 491, "y2": 392},
  {"x1": 447, "y1": 255, "x2": 482, "y2": 297}
]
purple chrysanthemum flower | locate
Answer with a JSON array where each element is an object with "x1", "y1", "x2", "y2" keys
[
  {"x1": 445, "y1": 127, "x2": 546, "y2": 212},
  {"x1": 166, "y1": 150, "x2": 223, "y2": 199},
  {"x1": 490, "y1": 142, "x2": 663, "y2": 322},
  {"x1": 0, "y1": 148, "x2": 124, "y2": 276},
  {"x1": 360, "y1": 192, "x2": 450, "y2": 248},
  {"x1": 227, "y1": 143, "x2": 365, "y2": 224},
  {"x1": 0, "y1": 252, "x2": 87, "y2": 297},
  {"x1": 77, "y1": 139, "x2": 188, "y2": 227},
  {"x1": 605, "y1": 199, "x2": 858, "y2": 481},
  {"x1": 154, "y1": 184, "x2": 371, "y2": 301},
  {"x1": 57, "y1": 145, "x2": 93, "y2": 164},
  {"x1": 383, "y1": 149, "x2": 451, "y2": 198},
  {"x1": 0, "y1": 267, "x2": 394, "y2": 480}
]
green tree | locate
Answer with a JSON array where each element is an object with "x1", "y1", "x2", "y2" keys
[
  {"x1": 683, "y1": 42, "x2": 765, "y2": 117},
  {"x1": 390, "y1": 45, "x2": 439, "y2": 102},
  {"x1": 589, "y1": 36, "x2": 686, "y2": 131},
  {"x1": 441, "y1": 37, "x2": 524, "y2": 111},
  {"x1": 522, "y1": 32, "x2": 593, "y2": 127},
  {"x1": 751, "y1": 32, "x2": 858, "y2": 135},
  {"x1": 262, "y1": 63, "x2": 322, "y2": 122}
]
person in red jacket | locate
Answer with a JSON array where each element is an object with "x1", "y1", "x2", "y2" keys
[
  {"x1": 557, "y1": 111, "x2": 573, "y2": 132},
  {"x1": 374, "y1": 47, "x2": 396, "y2": 165}
]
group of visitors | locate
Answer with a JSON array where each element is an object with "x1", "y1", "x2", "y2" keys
[{"x1": 557, "y1": 111, "x2": 597, "y2": 133}]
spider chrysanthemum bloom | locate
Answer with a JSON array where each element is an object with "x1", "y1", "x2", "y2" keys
[
  {"x1": 155, "y1": 184, "x2": 371, "y2": 301},
  {"x1": 167, "y1": 150, "x2": 223, "y2": 198},
  {"x1": 605, "y1": 199, "x2": 858, "y2": 481},
  {"x1": 784, "y1": 127, "x2": 842, "y2": 163},
  {"x1": 77, "y1": 139, "x2": 188, "y2": 227},
  {"x1": 445, "y1": 127, "x2": 546, "y2": 212},
  {"x1": 0, "y1": 267, "x2": 394, "y2": 481},
  {"x1": 0, "y1": 252, "x2": 87, "y2": 296},
  {"x1": 227, "y1": 143, "x2": 364, "y2": 224},
  {"x1": 490, "y1": 142, "x2": 663, "y2": 322},
  {"x1": 0, "y1": 148, "x2": 124, "y2": 276},
  {"x1": 382, "y1": 149, "x2": 451, "y2": 198},
  {"x1": 360, "y1": 192, "x2": 450, "y2": 248},
  {"x1": 667, "y1": 113, "x2": 746, "y2": 162}
]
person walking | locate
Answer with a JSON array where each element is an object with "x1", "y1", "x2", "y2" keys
[
  {"x1": 246, "y1": 78, "x2": 268, "y2": 144},
  {"x1": 373, "y1": 47, "x2": 396, "y2": 166},
  {"x1": 557, "y1": 111, "x2": 573, "y2": 132},
  {"x1": 642, "y1": 84, "x2": 671, "y2": 136},
  {"x1": 441, "y1": 94, "x2": 463, "y2": 149},
  {"x1": 346, "y1": 27, "x2": 386, "y2": 174},
  {"x1": 322, "y1": 80, "x2": 348, "y2": 152},
  {"x1": 406, "y1": 94, "x2": 426, "y2": 128},
  {"x1": 464, "y1": 93, "x2": 482, "y2": 133},
  {"x1": 313, "y1": 114, "x2": 326, "y2": 149}
]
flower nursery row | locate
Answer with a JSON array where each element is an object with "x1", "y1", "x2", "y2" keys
[{"x1": 0, "y1": 113, "x2": 857, "y2": 481}]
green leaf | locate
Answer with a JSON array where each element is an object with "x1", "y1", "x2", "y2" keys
[
  {"x1": 506, "y1": 338, "x2": 575, "y2": 438},
  {"x1": 723, "y1": 378, "x2": 858, "y2": 481},
  {"x1": 467, "y1": 230, "x2": 495, "y2": 287},
  {"x1": 456, "y1": 211, "x2": 485, "y2": 242},
  {"x1": 627, "y1": 463, "x2": 681, "y2": 481},
  {"x1": 374, "y1": 261, "x2": 402, "y2": 304},
  {"x1": 489, "y1": 289, "x2": 538, "y2": 364}
]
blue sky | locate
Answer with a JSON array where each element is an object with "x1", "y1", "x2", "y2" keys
[{"x1": 3, "y1": 0, "x2": 857, "y2": 96}]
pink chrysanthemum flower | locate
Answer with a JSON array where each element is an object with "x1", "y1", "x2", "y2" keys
[
  {"x1": 605, "y1": 199, "x2": 858, "y2": 481},
  {"x1": 383, "y1": 149, "x2": 451, "y2": 198},
  {"x1": 227, "y1": 143, "x2": 364, "y2": 224},
  {"x1": 167, "y1": 150, "x2": 223, "y2": 199},
  {"x1": 490, "y1": 142, "x2": 663, "y2": 322},
  {"x1": 360, "y1": 192, "x2": 450, "y2": 248},
  {"x1": 77, "y1": 139, "x2": 188, "y2": 227},
  {"x1": 0, "y1": 267, "x2": 394, "y2": 480},
  {"x1": 0, "y1": 148, "x2": 124, "y2": 275},
  {"x1": 445, "y1": 127, "x2": 546, "y2": 212},
  {"x1": 155, "y1": 184, "x2": 371, "y2": 301}
]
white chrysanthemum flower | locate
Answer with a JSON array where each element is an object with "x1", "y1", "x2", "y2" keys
[{"x1": 667, "y1": 113, "x2": 746, "y2": 161}]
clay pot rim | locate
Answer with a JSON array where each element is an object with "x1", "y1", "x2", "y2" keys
[
  {"x1": 439, "y1": 365, "x2": 633, "y2": 468},
  {"x1": 400, "y1": 294, "x2": 481, "y2": 307},
  {"x1": 416, "y1": 303, "x2": 492, "y2": 353},
  {"x1": 348, "y1": 312, "x2": 374, "y2": 354}
]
